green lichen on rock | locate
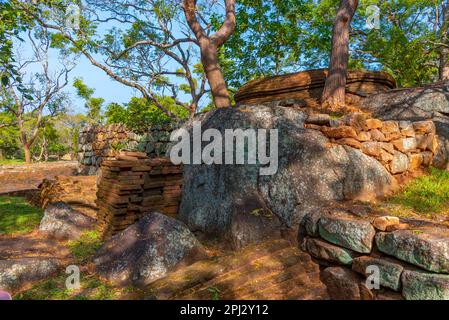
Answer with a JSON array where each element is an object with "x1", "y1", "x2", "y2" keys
[
  {"x1": 318, "y1": 215, "x2": 376, "y2": 254},
  {"x1": 376, "y1": 230, "x2": 449, "y2": 273},
  {"x1": 401, "y1": 270, "x2": 449, "y2": 300},
  {"x1": 305, "y1": 237, "x2": 356, "y2": 265},
  {"x1": 352, "y1": 256, "x2": 404, "y2": 291}
]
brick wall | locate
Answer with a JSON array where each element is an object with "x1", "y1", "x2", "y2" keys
[{"x1": 96, "y1": 152, "x2": 183, "y2": 238}]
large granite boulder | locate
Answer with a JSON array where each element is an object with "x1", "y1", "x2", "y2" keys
[
  {"x1": 39, "y1": 202, "x2": 96, "y2": 240},
  {"x1": 0, "y1": 258, "x2": 61, "y2": 293},
  {"x1": 362, "y1": 83, "x2": 449, "y2": 169},
  {"x1": 179, "y1": 106, "x2": 396, "y2": 249},
  {"x1": 94, "y1": 212, "x2": 207, "y2": 287}
]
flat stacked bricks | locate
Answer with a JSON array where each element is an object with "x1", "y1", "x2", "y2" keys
[{"x1": 96, "y1": 152, "x2": 183, "y2": 239}]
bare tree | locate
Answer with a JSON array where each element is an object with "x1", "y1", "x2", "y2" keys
[
  {"x1": 322, "y1": 0, "x2": 359, "y2": 110},
  {"x1": 0, "y1": 30, "x2": 74, "y2": 163},
  {"x1": 182, "y1": 0, "x2": 236, "y2": 108},
  {"x1": 24, "y1": 0, "x2": 213, "y2": 119}
]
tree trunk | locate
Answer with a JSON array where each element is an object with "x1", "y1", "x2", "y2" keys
[
  {"x1": 201, "y1": 42, "x2": 231, "y2": 108},
  {"x1": 24, "y1": 144, "x2": 31, "y2": 164},
  {"x1": 440, "y1": 1, "x2": 449, "y2": 81},
  {"x1": 322, "y1": 0, "x2": 359, "y2": 110}
]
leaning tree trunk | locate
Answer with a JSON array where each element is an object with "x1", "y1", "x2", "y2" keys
[
  {"x1": 440, "y1": 1, "x2": 449, "y2": 81},
  {"x1": 182, "y1": 0, "x2": 235, "y2": 109},
  {"x1": 200, "y1": 41, "x2": 231, "y2": 108},
  {"x1": 322, "y1": 0, "x2": 359, "y2": 110}
]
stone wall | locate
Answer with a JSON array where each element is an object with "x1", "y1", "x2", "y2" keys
[
  {"x1": 305, "y1": 113, "x2": 438, "y2": 175},
  {"x1": 300, "y1": 205, "x2": 449, "y2": 300},
  {"x1": 78, "y1": 123, "x2": 177, "y2": 175},
  {"x1": 36, "y1": 175, "x2": 98, "y2": 219},
  {"x1": 96, "y1": 151, "x2": 183, "y2": 239}
]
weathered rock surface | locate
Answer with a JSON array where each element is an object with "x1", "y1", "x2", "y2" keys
[
  {"x1": 0, "y1": 258, "x2": 60, "y2": 292},
  {"x1": 376, "y1": 229, "x2": 449, "y2": 273},
  {"x1": 304, "y1": 237, "x2": 356, "y2": 265},
  {"x1": 39, "y1": 202, "x2": 96, "y2": 240},
  {"x1": 179, "y1": 106, "x2": 396, "y2": 249},
  {"x1": 322, "y1": 267, "x2": 373, "y2": 300},
  {"x1": 352, "y1": 256, "x2": 404, "y2": 291},
  {"x1": 318, "y1": 213, "x2": 376, "y2": 254},
  {"x1": 145, "y1": 239, "x2": 328, "y2": 300},
  {"x1": 362, "y1": 83, "x2": 449, "y2": 169},
  {"x1": 94, "y1": 212, "x2": 207, "y2": 287},
  {"x1": 401, "y1": 270, "x2": 449, "y2": 300}
]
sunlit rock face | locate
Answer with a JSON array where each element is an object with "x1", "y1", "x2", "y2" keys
[
  {"x1": 361, "y1": 82, "x2": 449, "y2": 170},
  {"x1": 178, "y1": 105, "x2": 395, "y2": 250}
]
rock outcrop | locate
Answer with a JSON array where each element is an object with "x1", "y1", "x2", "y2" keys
[
  {"x1": 94, "y1": 212, "x2": 207, "y2": 287},
  {"x1": 39, "y1": 202, "x2": 96, "y2": 241},
  {"x1": 361, "y1": 82, "x2": 449, "y2": 169},
  {"x1": 179, "y1": 105, "x2": 396, "y2": 249}
]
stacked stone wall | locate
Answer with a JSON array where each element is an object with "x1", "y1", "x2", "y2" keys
[
  {"x1": 78, "y1": 123, "x2": 177, "y2": 175},
  {"x1": 300, "y1": 206, "x2": 449, "y2": 300},
  {"x1": 305, "y1": 113, "x2": 438, "y2": 175}
]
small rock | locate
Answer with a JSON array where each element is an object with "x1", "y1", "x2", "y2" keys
[
  {"x1": 390, "y1": 151, "x2": 410, "y2": 174},
  {"x1": 408, "y1": 153, "x2": 423, "y2": 170},
  {"x1": 357, "y1": 131, "x2": 371, "y2": 142},
  {"x1": 372, "y1": 216, "x2": 400, "y2": 231},
  {"x1": 413, "y1": 121, "x2": 436, "y2": 135},
  {"x1": 306, "y1": 114, "x2": 331, "y2": 125},
  {"x1": 361, "y1": 141, "x2": 383, "y2": 157},
  {"x1": 322, "y1": 267, "x2": 372, "y2": 300},
  {"x1": 304, "y1": 237, "x2": 356, "y2": 266},
  {"x1": 402, "y1": 270, "x2": 449, "y2": 300},
  {"x1": 352, "y1": 256, "x2": 404, "y2": 291},
  {"x1": 364, "y1": 119, "x2": 383, "y2": 130},
  {"x1": 381, "y1": 121, "x2": 400, "y2": 134},
  {"x1": 319, "y1": 213, "x2": 376, "y2": 254},
  {"x1": 322, "y1": 126, "x2": 358, "y2": 139},
  {"x1": 336, "y1": 138, "x2": 362, "y2": 149},
  {"x1": 369, "y1": 129, "x2": 386, "y2": 141},
  {"x1": 392, "y1": 137, "x2": 418, "y2": 153}
]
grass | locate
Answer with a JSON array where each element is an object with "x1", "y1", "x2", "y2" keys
[
  {"x1": 68, "y1": 231, "x2": 103, "y2": 264},
  {"x1": 14, "y1": 272, "x2": 123, "y2": 300},
  {"x1": 0, "y1": 196, "x2": 44, "y2": 235},
  {"x1": 385, "y1": 167, "x2": 449, "y2": 218},
  {"x1": 0, "y1": 159, "x2": 25, "y2": 165}
]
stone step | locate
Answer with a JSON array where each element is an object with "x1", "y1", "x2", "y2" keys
[{"x1": 145, "y1": 239, "x2": 328, "y2": 300}]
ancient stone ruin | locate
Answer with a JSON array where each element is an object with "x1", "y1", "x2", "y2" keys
[
  {"x1": 77, "y1": 123, "x2": 177, "y2": 175},
  {"x1": 235, "y1": 69, "x2": 396, "y2": 107}
]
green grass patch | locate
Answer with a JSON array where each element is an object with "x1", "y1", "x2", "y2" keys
[
  {"x1": 68, "y1": 231, "x2": 103, "y2": 264},
  {"x1": 0, "y1": 197, "x2": 44, "y2": 235},
  {"x1": 0, "y1": 159, "x2": 25, "y2": 165},
  {"x1": 387, "y1": 168, "x2": 449, "y2": 216},
  {"x1": 15, "y1": 273, "x2": 121, "y2": 300}
]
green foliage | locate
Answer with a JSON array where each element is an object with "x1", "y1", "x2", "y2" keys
[
  {"x1": 0, "y1": 197, "x2": 44, "y2": 235},
  {"x1": 68, "y1": 231, "x2": 103, "y2": 264},
  {"x1": 73, "y1": 78, "x2": 104, "y2": 123},
  {"x1": 388, "y1": 168, "x2": 449, "y2": 215},
  {"x1": 105, "y1": 96, "x2": 188, "y2": 133}
]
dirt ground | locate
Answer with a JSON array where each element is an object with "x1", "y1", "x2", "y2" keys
[{"x1": 0, "y1": 161, "x2": 78, "y2": 195}]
